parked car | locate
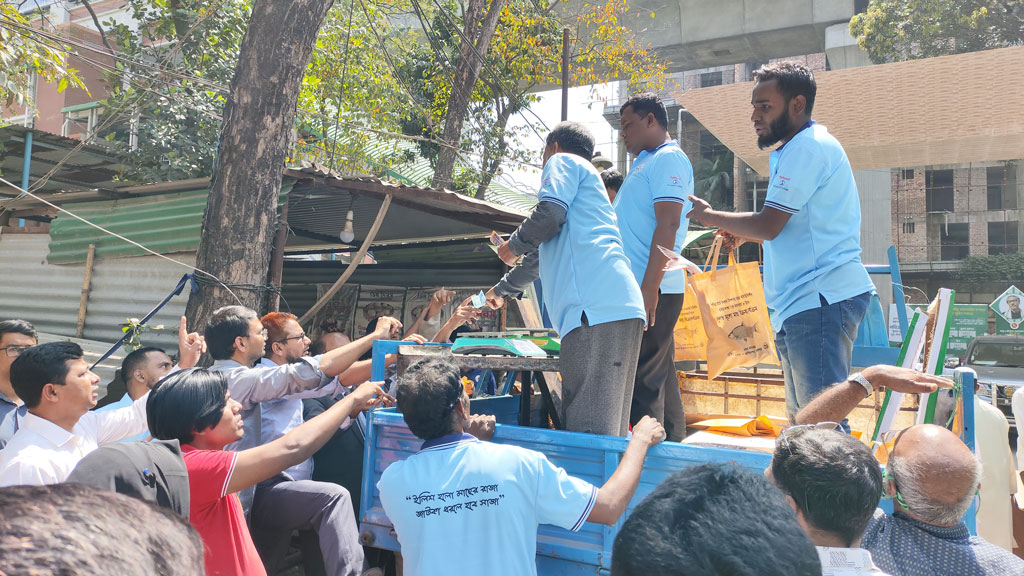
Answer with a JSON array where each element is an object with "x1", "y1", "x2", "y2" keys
[{"x1": 965, "y1": 334, "x2": 1024, "y2": 426}]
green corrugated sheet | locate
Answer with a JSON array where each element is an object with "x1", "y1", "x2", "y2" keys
[{"x1": 47, "y1": 180, "x2": 294, "y2": 264}]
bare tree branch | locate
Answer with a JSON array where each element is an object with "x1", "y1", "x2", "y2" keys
[{"x1": 79, "y1": 0, "x2": 115, "y2": 54}]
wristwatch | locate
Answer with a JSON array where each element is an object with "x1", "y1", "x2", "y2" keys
[{"x1": 848, "y1": 372, "x2": 873, "y2": 397}]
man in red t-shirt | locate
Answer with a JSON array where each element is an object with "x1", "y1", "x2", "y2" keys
[{"x1": 147, "y1": 367, "x2": 389, "y2": 576}]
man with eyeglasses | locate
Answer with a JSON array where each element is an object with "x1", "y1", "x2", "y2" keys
[
  {"x1": 248, "y1": 312, "x2": 379, "y2": 575},
  {"x1": 204, "y1": 305, "x2": 402, "y2": 576},
  {"x1": 0, "y1": 319, "x2": 37, "y2": 449},
  {"x1": 793, "y1": 365, "x2": 1024, "y2": 576}
]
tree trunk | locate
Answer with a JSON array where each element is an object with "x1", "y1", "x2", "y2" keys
[
  {"x1": 431, "y1": 0, "x2": 506, "y2": 190},
  {"x1": 185, "y1": 0, "x2": 335, "y2": 326}
]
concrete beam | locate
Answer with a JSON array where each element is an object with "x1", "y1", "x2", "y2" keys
[{"x1": 562, "y1": 0, "x2": 856, "y2": 73}]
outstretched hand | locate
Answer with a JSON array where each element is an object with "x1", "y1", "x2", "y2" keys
[{"x1": 861, "y1": 365, "x2": 953, "y2": 394}]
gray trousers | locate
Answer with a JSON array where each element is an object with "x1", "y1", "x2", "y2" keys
[
  {"x1": 630, "y1": 292, "x2": 686, "y2": 442},
  {"x1": 250, "y1": 476, "x2": 365, "y2": 576},
  {"x1": 560, "y1": 316, "x2": 644, "y2": 436}
]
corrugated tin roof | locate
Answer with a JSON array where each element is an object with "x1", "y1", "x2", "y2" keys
[
  {"x1": 0, "y1": 234, "x2": 192, "y2": 361},
  {"x1": 0, "y1": 125, "x2": 136, "y2": 197},
  {"x1": 45, "y1": 181, "x2": 295, "y2": 264}
]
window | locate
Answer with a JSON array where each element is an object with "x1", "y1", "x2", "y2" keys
[
  {"x1": 988, "y1": 166, "x2": 1005, "y2": 210},
  {"x1": 700, "y1": 130, "x2": 730, "y2": 162},
  {"x1": 902, "y1": 222, "x2": 915, "y2": 234},
  {"x1": 987, "y1": 165, "x2": 1018, "y2": 210},
  {"x1": 988, "y1": 221, "x2": 1019, "y2": 255},
  {"x1": 926, "y1": 169, "x2": 954, "y2": 212},
  {"x1": 700, "y1": 71, "x2": 723, "y2": 88},
  {"x1": 901, "y1": 169, "x2": 915, "y2": 180},
  {"x1": 940, "y1": 223, "x2": 969, "y2": 260}
]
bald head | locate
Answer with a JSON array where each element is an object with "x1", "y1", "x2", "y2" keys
[
  {"x1": 322, "y1": 332, "x2": 351, "y2": 351},
  {"x1": 887, "y1": 424, "x2": 980, "y2": 526}
]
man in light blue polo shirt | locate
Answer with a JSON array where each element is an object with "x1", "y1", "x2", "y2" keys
[
  {"x1": 613, "y1": 93, "x2": 694, "y2": 442},
  {"x1": 378, "y1": 356, "x2": 665, "y2": 576},
  {"x1": 485, "y1": 121, "x2": 646, "y2": 437},
  {"x1": 687, "y1": 62, "x2": 875, "y2": 421}
]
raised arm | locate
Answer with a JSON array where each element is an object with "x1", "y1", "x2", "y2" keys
[
  {"x1": 317, "y1": 316, "x2": 402, "y2": 377},
  {"x1": 227, "y1": 380, "x2": 391, "y2": 494},
  {"x1": 794, "y1": 365, "x2": 953, "y2": 425},
  {"x1": 587, "y1": 416, "x2": 666, "y2": 525}
]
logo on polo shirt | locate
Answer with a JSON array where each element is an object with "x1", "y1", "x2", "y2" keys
[
  {"x1": 668, "y1": 175, "x2": 682, "y2": 188},
  {"x1": 774, "y1": 175, "x2": 791, "y2": 192}
]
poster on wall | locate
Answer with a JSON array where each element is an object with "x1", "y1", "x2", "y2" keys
[
  {"x1": 402, "y1": 287, "x2": 501, "y2": 341},
  {"x1": 353, "y1": 285, "x2": 407, "y2": 337},
  {"x1": 308, "y1": 284, "x2": 360, "y2": 339},
  {"x1": 991, "y1": 285, "x2": 1024, "y2": 333}
]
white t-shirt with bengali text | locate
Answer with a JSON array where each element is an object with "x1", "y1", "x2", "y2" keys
[{"x1": 377, "y1": 433, "x2": 597, "y2": 576}]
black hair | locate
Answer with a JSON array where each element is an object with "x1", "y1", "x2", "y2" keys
[
  {"x1": 309, "y1": 338, "x2": 328, "y2": 356},
  {"x1": 0, "y1": 483, "x2": 204, "y2": 576},
  {"x1": 612, "y1": 463, "x2": 821, "y2": 576},
  {"x1": 147, "y1": 368, "x2": 228, "y2": 445},
  {"x1": 395, "y1": 356, "x2": 465, "y2": 440},
  {"x1": 601, "y1": 169, "x2": 624, "y2": 192},
  {"x1": 753, "y1": 62, "x2": 817, "y2": 116},
  {"x1": 545, "y1": 121, "x2": 596, "y2": 160},
  {"x1": 0, "y1": 319, "x2": 37, "y2": 342},
  {"x1": 10, "y1": 341, "x2": 83, "y2": 409},
  {"x1": 204, "y1": 305, "x2": 257, "y2": 360},
  {"x1": 771, "y1": 428, "x2": 882, "y2": 546},
  {"x1": 619, "y1": 92, "x2": 669, "y2": 130},
  {"x1": 121, "y1": 347, "x2": 166, "y2": 382}
]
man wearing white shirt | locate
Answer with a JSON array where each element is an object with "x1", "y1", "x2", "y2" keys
[
  {"x1": 95, "y1": 347, "x2": 178, "y2": 443},
  {"x1": 767, "y1": 425, "x2": 890, "y2": 575},
  {"x1": 0, "y1": 342, "x2": 149, "y2": 486}
]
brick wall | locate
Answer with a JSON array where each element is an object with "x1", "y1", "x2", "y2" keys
[{"x1": 892, "y1": 168, "x2": 928, "y2": 262}]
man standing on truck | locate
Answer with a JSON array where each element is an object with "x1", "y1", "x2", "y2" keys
[
  {"x1": 378, "y1": 356, "x2": 666, "y2": 576},
  {"x1": 687, "y1": 62, "x2": 875, "y2": 422},
  {"x1": 485, "y1": 121, "x2": 646, "y2": 437},
  {"x1": 614, "y1": 93, "x2": 694, "y2": 442}
]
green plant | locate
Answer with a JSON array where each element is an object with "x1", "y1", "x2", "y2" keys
[{"x1": 121, "y1": 318, "x2": 165, "y2": 352}]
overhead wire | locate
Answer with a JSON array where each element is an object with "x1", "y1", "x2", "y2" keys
[{"x1": 0, "y1": 175, "x2": 244, "y2": 305}]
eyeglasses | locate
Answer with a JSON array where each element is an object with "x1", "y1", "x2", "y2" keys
[
  {"x1": 1, "y1": 345, "x2": 31, "y2": 358},
  {"x1": 777, "y1": 421, "x2": 842, "y2": 454},
  {"x1": 274, "y1": 333, "x2": 307, "y2": 344},
  {"x1": 244, "y1": 329, "x2": 268, "y2": 340}
]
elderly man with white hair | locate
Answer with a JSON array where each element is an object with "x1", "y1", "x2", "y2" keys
[{"x1": 795, "y1": 365, "x2": 1024, "y2": 576}]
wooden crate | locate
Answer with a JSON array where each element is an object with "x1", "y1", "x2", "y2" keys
[{"x1": 679, "y1": 368, "x2": 918, "y2": 435}]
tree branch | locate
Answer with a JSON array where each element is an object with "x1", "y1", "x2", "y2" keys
[{"x1": 79, "y1": 0, "x2": 115, "y2": 54}]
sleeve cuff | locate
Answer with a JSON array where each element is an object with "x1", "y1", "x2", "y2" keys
[
  {"x1": 763, "y1": 200, "x2": 799, "y2": 214},
  {"x1": 507, "y1": 231, "x2": 531, "y2": 256},
  {"x1": 570, "y1": 485, "x2": 599, "y2": 532}
]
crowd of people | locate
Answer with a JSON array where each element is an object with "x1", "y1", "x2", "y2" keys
[{"x1": 0, "y1": 60, "x2": 1020, "y2": 576}]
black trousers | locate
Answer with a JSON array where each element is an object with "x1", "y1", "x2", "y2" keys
[{"x1": 629, "y1": 291, "x2": 686, "y2": 441}]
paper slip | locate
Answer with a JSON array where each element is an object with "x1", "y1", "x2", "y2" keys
[
  {"x1": 470, "y1": 290, "x2": 488, "y2": 308},
  {"x1": 489, "y1": 231, "x2": 504, "y2": 246}
]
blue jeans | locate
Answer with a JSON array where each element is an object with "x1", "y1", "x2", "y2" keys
[{"x1": 775, "y1": 292, "x2": 871, "y2": 420}]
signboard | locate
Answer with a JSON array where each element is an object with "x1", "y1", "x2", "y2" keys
[
  {"x1": 991, "y1": 285, "x2": 1024, "y2": 333},
  {"x1": 888, "y1": 304, "x2": 914, "y2": 345},
  {"x1": 946, "y1": 304, "x2": 990, "y2": 356}
]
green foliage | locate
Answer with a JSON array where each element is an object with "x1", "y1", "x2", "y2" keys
[
  {"x1": 694, "y1": 154, "x2": 734, "y2": 210},
  {"x1": 850, "y1": 0, "x2": 1024, "y2": 64},
  {"x1": 100, "y1": 0, "x2": 249, "y2": 182},
  {"x1": 956, "y1": 252, "x2": 1024, "y2": 282},
  {"x1": 121, "y1": 317, "x2": 165, "y2": 352},
  {"x1": 0, "y1": 4, "x2": 86, "y2": 108}
]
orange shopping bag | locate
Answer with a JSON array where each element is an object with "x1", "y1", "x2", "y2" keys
[
  {"x1": 673, "y1": 241, "x2": 718, "y2": 361},
  {"x1": 682, "y1": 237, "x2": 779, "y2": 380}
]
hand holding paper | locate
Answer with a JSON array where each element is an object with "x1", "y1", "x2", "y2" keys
[{"x1": 658, "y1": 245, "x2": 701, "y2": 274}]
